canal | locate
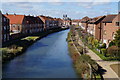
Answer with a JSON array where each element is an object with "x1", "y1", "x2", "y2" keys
[{"x1": 2, "y1": 29, "x2": 78, "y2": 78}]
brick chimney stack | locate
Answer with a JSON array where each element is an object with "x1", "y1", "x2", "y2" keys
[{"x1": 6, "y1": 13, "x2": 8, "y2": 15}]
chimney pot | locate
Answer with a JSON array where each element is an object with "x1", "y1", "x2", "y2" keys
[
  {"x1": 14, "y1": 13, "x2": 16, "y2": 16},
  {"x1": 6, "y1": 13, "x2": 8, "y2": 15}
]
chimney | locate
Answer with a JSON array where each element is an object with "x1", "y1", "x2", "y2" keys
[
  {"x1": 14, "y1": 13, "x2": 16, "y2": 16},
  {"x1": 6, "y1": 13, "x2": 8, "y2": 15}
]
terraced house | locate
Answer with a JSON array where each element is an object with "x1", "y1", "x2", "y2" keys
[
  {"x1": 0, "y1": 12, "x2": 10, "y2": 46},
  {"x1": 87, "y1": 16, "x2": 106, "y2": 40},
  {"x1": 102, "y1": 14, "x2": 120, "y2": 47},
  {"x1": 38, "y1": 15, "x2": 63, "y2": 31},
  {"x1": 72, "y1": 19, "x2": 81, "y2": 26},
  {"x1": 4, "y1": 13, "x2": 24, "y2": 34},
  {"x1": 80, "y1": 16, "x2": 90, "y2": 32},
  {"x1": 57, "y1": 18, "x2": 63, "y2": 28},
  {"x1": 5, "y1": 14, "x2": 44, "y2": 34},
  {"x1": 38, "y1": 15, "x2": 50, "y2": 31},
  {"x1": 25, "y1": 15, "x2": 44, "y2": 34}
]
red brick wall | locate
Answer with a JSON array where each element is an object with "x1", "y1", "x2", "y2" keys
[
  {"x1": 102, "y1": 22, "x2": 119, "y2": 45},
  {"x1": 82, "y1": 23, "x2": 88, "y2": 32},
  {"x1": 95, "y1": 23, "x2": 101, "y2": 40}
]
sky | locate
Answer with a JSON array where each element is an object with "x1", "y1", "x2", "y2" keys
[{"x1": 0, "y1": 0, "x2": 120, "y2": 19}]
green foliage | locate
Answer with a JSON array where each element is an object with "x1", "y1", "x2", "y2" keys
[
  {"x1": 109, "y1": 41, "x2": 115, "y2": 47},
  {"x1": 93, "y1": 39, "x2": 99, "y2": 48},
  {"x1": 22, "y1": 36, "x2": 39, "y2": 41},
  {"x1": 101, "y1": 48, "x2": 107, "y2": 56},
  {"x1": 114, "y1": 29, "x2": 120, "y2": 47},
  {"x1": 77, "y1": 46, "x2": 83, "y2": 54},
  {"x1": 75, "y1": 55, "x2": 98, "y2": 78},
  {"x1": 107, "y1": 46, "x2": 120, "y2": 58},
  {"x1": 101, "y1": 43, "x2": 106, "y2": 48}
]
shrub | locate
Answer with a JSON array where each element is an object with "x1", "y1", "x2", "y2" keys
[
  {"x1": 107, "y1": 46, "x2": 120, "y2": 57},
  {"x1": 77, "y1": 46, "x2": 83, "y2": 54},
  {"x1": 109, "y1": 41, "x2": 115, "y2": 47},
  {"x1": 101, "y1": 43, "x2": 106, "y2": 49},
  {"x1": 74, "y1": 55, "x2": 98, "y2": 78},
  {"x1": 101, "y1": 48, "x2": 107, "y2": 57},
  {"x1": 93, "y1": 39, "x2": 99, "y2": 48}
]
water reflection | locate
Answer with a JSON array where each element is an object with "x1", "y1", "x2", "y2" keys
[{"x1": 3, "y1": 30, "x2": 78, "y2": 78}]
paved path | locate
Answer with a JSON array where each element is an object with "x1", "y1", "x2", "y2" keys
[{"x1": 75, "y1": 31, "x2": 120, "y2": 79}]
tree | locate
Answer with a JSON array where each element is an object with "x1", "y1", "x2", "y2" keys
[
  {"x1": 114, "y1": 29, "x2": 120, "y2": 47},
  {"x1": 109, "y1": 41, "x2": 115, "y2": 47}
]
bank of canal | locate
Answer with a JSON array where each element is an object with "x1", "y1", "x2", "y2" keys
[{"x1": 2, "y1": 29, "x2": 78, "y2": 78}]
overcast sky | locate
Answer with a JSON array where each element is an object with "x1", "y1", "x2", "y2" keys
[{"x1": 1, "y1": 0, "x2": 119, "y2": 19}]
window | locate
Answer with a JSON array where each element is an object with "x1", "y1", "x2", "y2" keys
[
  {"x1": 4, "y1": 34, "x2": 6, "y2": 42},
  {"x1": 18, "y1": 26, "x2": 20, "y2": 30},
  {"x1": 7, "y1": 26, "x2": 9, "y2": 29},
  {"x1": 4, "y1": 26, "x2": 6, "y2": 30},
  {"x1": 116, "y1": 22, "x2": 119, "y2": 26},
  {"x1": 7, "y1": 34, "x2": 9, "y2": 40},
  {"x1": 4, "y1": 18, "x2": 6, "y2": 22}
]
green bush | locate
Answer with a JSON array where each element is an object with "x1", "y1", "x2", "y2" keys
[
  {"x1": 101, "y1": 48, "x2": 107, "y2": 57},
  {"x1": 107, "y1": 46, "x2": 120, "y2": 58},
  {"x1": 109, "y1": 41, "x2": 115, "y2": 47},
  {"x1": 74, "y1": 54, "x2": 98, "y2": 78},
  {"x1": 101, "y1": 43, "x2": 106, "y2": 49}
]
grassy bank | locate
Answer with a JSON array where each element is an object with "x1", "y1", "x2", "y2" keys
[
  {"x1": 67, "y1": 31, "x2": 103, "y2": 79},
  {"x1": 1, "y1": 28, "x2": 68, "y2": 63}
]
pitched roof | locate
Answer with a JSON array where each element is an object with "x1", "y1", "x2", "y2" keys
[
  {"x1": 4, "y1": 14, "x2": 25, "y2": 24},
  {"x1": 81, "y1": 16, "x2": 90, "y2": 23},
  {"x1": 72, "y1": 19, "x2": 81, "y2": 22},
  {"x1": 56, "y1": 18, "x2": 63, "y2": 21},
  {"x1": 88, "y1": 16, "x2": 106, "y2": 24},
  {"x1": 102, "y1": 14, "x2": 117, "y2": 23},
  {"x1": 113, "y1": 14, "x2": 120, "y2": 22}
]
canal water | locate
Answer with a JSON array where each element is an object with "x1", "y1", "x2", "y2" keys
[{"x1": 2, "y1": 29, "x2": 78, "y2": 78}]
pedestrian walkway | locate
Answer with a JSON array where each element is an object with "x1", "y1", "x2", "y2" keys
[{"x1": 76, "y1": 32, "x2": 120, "y2": 79}]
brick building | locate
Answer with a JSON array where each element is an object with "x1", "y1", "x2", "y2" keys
[
  {"x1": 1, "y1": 12, "x2": 10, "y2": 46},
  {"x1": 80, "y1": 16, "x2": 90, "y2": 32},
  {"x1": 57, "y1": 18, "x2": 63, "y2": 28},
  {"x1": 5, "y1": 14, "x2": 44, "y2": 35},
  {"x1": 4, "y1": 14, "x2": 25, "y2": 34},
  {"x1": 38, "y1": 15, "x2": 62, "y2": 31},
  {"x1": 25, "y1": 16, "x2": 44, "y2": 34},
  {"x1": 87, "y1": 16, "x2": 106, "y2": 40},
  {"x1": 72, "y1": 19, "x2": 81, "y2": 26},
  {"x1": 38, "y1": 15, "x2": 51, "y2": 31},
  {"x1": 102, "y1": 14, "x2": 120, "y2": 46}
]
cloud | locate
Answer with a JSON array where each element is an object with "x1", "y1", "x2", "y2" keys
[
  {"x1": 1, "y1": 0, "x2": 120, "y2": 2},
  {"x1": 1, "y1": 2, "x2": 118, "y2": 19},
  {"x1": 16, "y1": 2, "x2": 33, "y2": 8},
  {"x1": 77, "y1": 1, "x2": 111, "y2": 9},
  {"x1": 50, "y1": 2, "x2": 63, "y2": 5}
]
